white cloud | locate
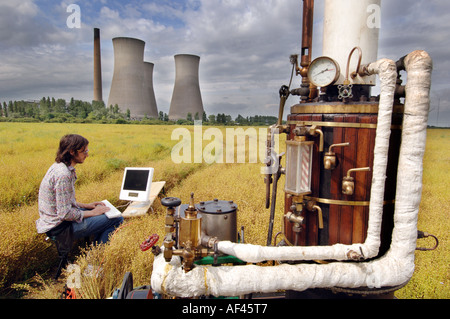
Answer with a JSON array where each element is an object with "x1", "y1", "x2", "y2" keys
[{"x1": 0, "y1": 0, "x2": 448, "y2": 124}]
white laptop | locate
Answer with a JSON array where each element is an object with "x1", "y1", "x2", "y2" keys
[{"x1": 119, "y1": 167, "x2": 154, "y2": 202}]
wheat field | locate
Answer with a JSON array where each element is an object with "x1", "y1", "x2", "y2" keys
[{"x1": 0, "y1": 122, "x2": 448, "y2": 299}]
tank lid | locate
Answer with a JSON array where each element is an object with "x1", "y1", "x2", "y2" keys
[{"x1": 197, "y1": 199, "x2": 237, "y2": 214}]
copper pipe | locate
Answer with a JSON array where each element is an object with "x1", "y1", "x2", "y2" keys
[
  {"x1": 345, "y1": 46, "x2": 363, "y2": 82},
  {"x1": 300, "y1": 0, "x2": 314, "y2": 81}
]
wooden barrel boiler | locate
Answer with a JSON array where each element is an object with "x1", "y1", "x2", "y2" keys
[{"x1": 283, "y1": 102, "x2": 403, "y2": 258}]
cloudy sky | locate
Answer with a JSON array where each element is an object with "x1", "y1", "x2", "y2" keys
[{"x1": 0, "y1": 0, "x2": 449, "y2": 126}]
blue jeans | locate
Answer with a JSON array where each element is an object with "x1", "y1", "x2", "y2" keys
[{"x1": 72, "y1": 211, "x2": 124, "y2": 244}]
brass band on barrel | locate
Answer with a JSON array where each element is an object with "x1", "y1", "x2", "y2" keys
[
  {"x1": 286, "y1": 120, "x2": 402, "y2": 130},
  {"x1": 304, "y1": 196, "x2": 395, "y2": 207},
  {"x1": 290, "y1": 103, "x2": 404, "y2": 114}
]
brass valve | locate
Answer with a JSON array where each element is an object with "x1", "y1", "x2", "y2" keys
[
  {"x1": 323, "y1": 142, "x2": 350, "y2": 170},
  {"x1": 342, "y1": 167, "x2": 371, "y2": 195},
  {"x1": 179, "y1": 193, "x2": 201, "y2": 249},
  {"x1": 308, "y1": 125, "x2": 324, "y2": 152},
  {"x1": 285, "y1": 203, "x2": 304, "y2": 234},
  {"x1": 293, "y1": 125, "x2": 324, "y2": 152},
  {"x1": 285, "y1": 211, "x2": 305, "y2": 225},
  {"x1": 163, "y1": 238, "x2": 174, "y2": 262},
  {"x1": 161, "y1": 197, "x2": 182, "y2": 262},
  {"x1": 312, "y1": 205, "x2": 323, "y2": 229},
  {"x1": 305, "y1": 200, "x2": 324, "y2": 229}
]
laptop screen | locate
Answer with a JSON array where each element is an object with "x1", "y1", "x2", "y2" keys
[{"x1": 120, "y1": 167, "x2": 154, "y2": 202}]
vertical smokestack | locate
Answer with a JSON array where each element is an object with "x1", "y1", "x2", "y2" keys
[
  {"x1": 322, "y1": 0, "x2": 380, "y2": 86},
  {"x1": 169, "y1": 54, "x2": 204, "y2": 121},
  {"x1": 93, "y1": 28, "x2": 103, "y2": 102},
  {"x1": 143, "y1": 62, "x2": 158, "y2": 118},
  {"x1": 108, "y1": 37, "x2": 155, "y2": 119}
]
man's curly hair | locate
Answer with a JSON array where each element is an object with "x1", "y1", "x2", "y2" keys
[{"x1": 55, "y1": 134, "x2": 89, "y2": 166}]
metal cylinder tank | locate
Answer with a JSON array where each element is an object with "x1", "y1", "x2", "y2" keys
[
  {"x1": 322, "y1": 0, "x2": 381, "y2": 86},
  {"x1": 198, "y1": 199, "x2": 237, "y2": 242},
  {"x1": 143, "y1": 62, "x2": 158, "y2": 119},
  {"x1": 107, "y1": 37, "x2": 157, "y2": 119},
  {"x1": 93, "y1": 28, "x2": 103, "y2": 102},
  {"x1": 168, "y1": 54, "x2": 204, "y2": 121}
]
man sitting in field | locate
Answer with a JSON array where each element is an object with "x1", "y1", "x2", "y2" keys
[{"x1": 36, "y1": 134, "x2": 123, "y2": 244}]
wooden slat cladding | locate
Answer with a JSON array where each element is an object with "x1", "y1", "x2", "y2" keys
[{"x1": 284, "y1": 111, "x2": 401, "y2": 256}]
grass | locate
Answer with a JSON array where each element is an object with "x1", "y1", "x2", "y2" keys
[
  {"x1": 0, "y1": 122, "x2": 448, "y2": 299},
  {"x1": 394, "y1": 129, "x2": 450, "y2": 299}
]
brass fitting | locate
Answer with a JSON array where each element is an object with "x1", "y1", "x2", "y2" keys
[
  {"x1": 179, "y1": 193, "x2": 202, "y2": 249},
  {"x1": 324, "y1": 142, "x2": 350, "y2": 170},
  {"x1": 161, "y1": 197, "x2": 181, "y2": 262},
  {"x1": 285, "y1": 202, "x2": 305, "y2": 234},
  {"x1": 308, "y1": 126, "x2": 324, "y2": 152},
  {"x1": 285, "y1": 211, "x2": 305, "y2": 225},
  {"x1": 181, "y1": 241, "x2": 195, "y2": 272},
  {"x1": 305, "y1": 200, "x2": 324, "y2": 229},
  {"x1": 342, "y1": 167, "x2": 371, "y2": 195},
  {"x1": 312, "y1": 205, "x2": 324, "y2": 229},
  {"x1": 163, "y1": 238, "x2": 174, "y2": 262},
  {"x1": 293, "y1": 125, "x2": 324, "y2": 152}
]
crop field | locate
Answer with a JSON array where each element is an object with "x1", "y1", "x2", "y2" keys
[{"x1": 0, "y1": 122, "x2": 448, "y2": 299}]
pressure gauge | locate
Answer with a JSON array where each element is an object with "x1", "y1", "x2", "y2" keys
[{"x1": 307, "y1": 56, "x2": 340, "y2": 87}]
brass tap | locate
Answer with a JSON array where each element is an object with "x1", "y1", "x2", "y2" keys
[
  {"x1": 312, "y1": 205, "x2": 324, "y2": 229},
  {"x1": 308, "y1": 125, "x2": 324, "y2": 152},
  {"x1": 182, "y1": 241, "x2": 195, "y2": 272},
  {"x1": 342, "y1": 167, "x2": 371, "y2": 195},
  {"x1": 305, "y1": 200, "x2": 324, "y2": 229},
  {"x1": 285, "y1": 211, "x2": 305, "y2": 225},
  {"x1": 324, "y1": 142, "x2": 350, "y2": 170}
]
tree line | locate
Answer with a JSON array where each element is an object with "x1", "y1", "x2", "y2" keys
[{"x1": 0, "y1": 97, "x2": 278, "y2": 126}]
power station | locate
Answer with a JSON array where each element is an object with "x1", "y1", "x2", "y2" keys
[
  {"x1": 168, "y1": 54, "x2": 204, "y2": 121},
  {"x1": 94, "y1": 31, "x2": 204, "y2": 121},
  {"x1": 106, "y1": 37, "x2": 158, "y2": 119}
]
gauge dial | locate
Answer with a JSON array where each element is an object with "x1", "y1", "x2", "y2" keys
[{"x1": 307, "y1": 56, "x2": 340, "y2": 87}]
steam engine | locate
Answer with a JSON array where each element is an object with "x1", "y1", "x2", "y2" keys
[{"x1": 116, "y1": 0, "x2": 437, "y2": 300}]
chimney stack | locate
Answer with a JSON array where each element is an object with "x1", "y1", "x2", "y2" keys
[{"x1": 93, "y1": 28, "x2": 103, "y2": 102}]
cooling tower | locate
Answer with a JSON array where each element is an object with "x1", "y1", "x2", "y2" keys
[
  {"x1": 143, "y1": 62, "x2": 158, "y2": 118},
  {"x1": 107, "y1": 37, "x2": 157, "y2": 119},
  {"x1": 93, "y1": 28, "x2": 102, "y2": 102},
  {"x1": 169, "y1": 54, "x2": 204, "y2": 121}
]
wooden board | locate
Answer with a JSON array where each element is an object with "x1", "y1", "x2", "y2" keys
[{"x1": 122, "y1": 181, "x2": 166, "y2": 218}]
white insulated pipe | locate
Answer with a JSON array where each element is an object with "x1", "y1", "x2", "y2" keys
[
  {"x1": 216, "y1": 57, "x2": 398, "y2": 263},
  {"x1": 151, "y1": 51, "x2": 432, "y2": 297}
]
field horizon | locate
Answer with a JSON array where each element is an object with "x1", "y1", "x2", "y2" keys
[{"x1": 0, "y1": 122, "x2": 448, "y2": 299}]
